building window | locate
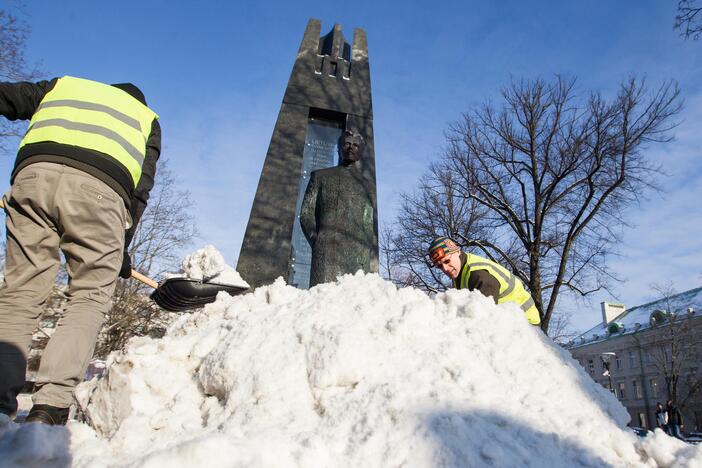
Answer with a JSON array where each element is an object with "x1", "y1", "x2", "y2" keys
[
  {"x1": 646, "y1": 352, "x2": 654, "y2": 365},
  {"x1": 632, "y1": 380, "x2": 642, "y2": 399},
  {"x1": 615, "y1": 355, "x2": 622, "y2": 370},
  {"x1": 588, "y1": 359, "x2": 594, "y2": 373},
  {"x1": 638, "y1": 413, "x2": 647, "y2": 428},
  {"x1": 629, "y1": 351, "x2": 638, "y2": 368},
  {"x1": 650, "y1": 378, "x2": 659, "y2": 398},
  {"x1": 618, "y1": 382, "x2": 626, "y2": 400}
]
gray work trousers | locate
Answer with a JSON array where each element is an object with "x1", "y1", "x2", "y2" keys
[{"x1": 0, "y1": 161, "x2": 128, "y2": 412}]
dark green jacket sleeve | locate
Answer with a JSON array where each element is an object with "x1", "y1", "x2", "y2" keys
[
  {"x1": 467, "y1": 269, "x2": 501, "y2": 304},
  {"x1": 0, "y1": 79, "x2": 57, "y2": 120},
  {"x1": 124, "y1": 118, "x2": 161, "y2": 248}
]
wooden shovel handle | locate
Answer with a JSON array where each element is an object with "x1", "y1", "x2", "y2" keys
[{"x1": 130, "y1": 269, "x2": 159, "y2": 289}]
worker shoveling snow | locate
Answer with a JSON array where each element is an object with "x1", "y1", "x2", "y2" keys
[{"x1": 0, "y1": 273, "x2": 700, "y2": 467}]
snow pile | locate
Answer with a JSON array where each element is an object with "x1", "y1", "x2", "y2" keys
[
  {"x1": 2, "y1": 273, "x2": 701, "y2": 467},
  {"x1": 177, "y1": 245, "x2": 249, "y2": 288}
]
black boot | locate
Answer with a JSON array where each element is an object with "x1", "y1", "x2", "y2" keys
[
  {"x1": 0, "y1": 387, "x2": 21, "y2": 420},
  {"x1": 25, "y1": 404, "x2": 69, "y2": 425}
]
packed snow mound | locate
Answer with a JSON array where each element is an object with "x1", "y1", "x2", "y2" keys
[
  {"x1": 2, "y1": 273, "x2": 700, "y2": 467},
  {"x1": 177, "y1": 245, "x2": 249, "y2": 288}
]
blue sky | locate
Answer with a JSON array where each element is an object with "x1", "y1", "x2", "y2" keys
[{"x1": 4, "y1": 0, "x2": 702, "y2": 333}]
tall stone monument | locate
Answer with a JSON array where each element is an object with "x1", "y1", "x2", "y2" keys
[
  {"x1": 237, "y1": 19, "x2": 378, "y2": 290},
  {"x1": 300, "y1": 129, "x2": 378, "y2": 288}
]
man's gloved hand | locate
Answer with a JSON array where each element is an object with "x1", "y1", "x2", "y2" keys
[{"x1": 119, "y1": 250, "x2": 132, "y2": 279}]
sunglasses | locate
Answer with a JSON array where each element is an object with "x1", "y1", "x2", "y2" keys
[{"x1": 430, "y1": 247, "x2": 457, "y2": 268}]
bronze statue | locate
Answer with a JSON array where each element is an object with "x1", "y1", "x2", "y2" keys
[{"x1": 300, "y1": 128, "x2": 379, "y2": 287}]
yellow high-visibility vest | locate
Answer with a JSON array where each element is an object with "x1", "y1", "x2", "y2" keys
[
  {"x1": 453, "y1": 253, "x2": 541, "y2": 325},
  {"x1": 19, "y1": 76, "x2": 158, "y2": 187}
]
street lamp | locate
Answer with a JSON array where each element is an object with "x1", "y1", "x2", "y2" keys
[{"x1": 600, "y1": 352, "x2": 616, "y2": 394}]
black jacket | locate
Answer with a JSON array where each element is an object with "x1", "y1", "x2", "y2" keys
[
  {"x1": 454, "y1": 252, "x2": 501, "y2": 303},
  {"x1": 667, "y1": 404, "x2": 683, "y2": 426},
  {"x1": 0, "y1": 78, "x2": 161, "y2": 248}
]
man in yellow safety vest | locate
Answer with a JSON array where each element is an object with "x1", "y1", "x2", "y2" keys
[
  {"x1": 428, "y1": 236, "x2": 541, "y2": 326},
  {"x1": 0, "y1": 76, "x2": 160, "y2": 424}
]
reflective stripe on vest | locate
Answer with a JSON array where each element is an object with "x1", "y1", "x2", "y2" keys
[
  {"x1": 465, "y1": 261, "x2": 516, "y2": 300},
  {"x1": 454, "y1": 253, "x2": 541, "y2": 325},
  {"x1": 19, "y1": 76, "x2": 158, "y2": 187}
]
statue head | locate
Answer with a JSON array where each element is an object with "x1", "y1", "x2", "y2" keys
[{"x1": 339, "y1": 128, "x2": 365, "y2": 165}]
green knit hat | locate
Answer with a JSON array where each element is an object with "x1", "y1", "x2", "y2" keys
[{"x1": 428, "y1": 236, "x2": 460, "y2": 264}]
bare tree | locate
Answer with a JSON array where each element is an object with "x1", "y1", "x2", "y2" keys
[
  {"x1": 547, "y1": 309, "x2": 577, "y2": 343},
  {"x1": 390, "y1": 76, "x2": 682, "y2": 333},
  {"x1": 0, "y1": 6, "x2": 43, "y2": 156},
  {"x1": 380, "y1": 222, "x2": 434, "y2": 290},
  {"x1": 384, "y1": 165, "x2": 490, "y2": 293},
  {"x1": 378, "y1": 225, "x2": 396, "y2": 282},
  {"x1": 675, "y1": 0, "x2": 702, "y2": 40},
  {"x1": 94, "y1": 159, "x2": 198, "y2": 356},
  {"x1": 630, "y1": 283, "x2": 702, "y2": 409}
]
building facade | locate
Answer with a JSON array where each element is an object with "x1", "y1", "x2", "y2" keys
[{"x1": 567, "y1": 287, "x2": 702, "y2": 432}]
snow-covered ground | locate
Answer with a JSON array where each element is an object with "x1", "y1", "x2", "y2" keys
[{"x1": 1, "y1": 273, "x2": 700, "y2": 467}]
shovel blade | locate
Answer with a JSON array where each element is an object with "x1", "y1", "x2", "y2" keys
[{"x1": 150, "y1": 278, "x2": 248, "y2": 312}]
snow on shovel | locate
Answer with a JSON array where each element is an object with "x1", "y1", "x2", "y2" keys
[
  {"x1": 0, "y1": 199, "x2": 248, "y2": 312},
  {"x1": 130, "y1": 270, "x2": 248, "y2": 312}
]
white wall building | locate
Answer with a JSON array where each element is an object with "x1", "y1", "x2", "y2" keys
[{"x1": 567, "y1": 286, "x2": 702, "y2": 432}]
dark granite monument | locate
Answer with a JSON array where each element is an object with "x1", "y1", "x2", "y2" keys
[
  {"x1": 237, "y1": 19, "x2": 378, "y2": 289},
  {"x1": 300, "y1": 129, "x2": 378, "y2": 287}
]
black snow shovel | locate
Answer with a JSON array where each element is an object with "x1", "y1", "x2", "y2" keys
[{"x1": 131, "y1": 270, "x2": 249, "y2": 312}]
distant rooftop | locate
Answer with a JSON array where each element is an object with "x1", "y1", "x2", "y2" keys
[{"x1": 567, "y1": 286, "x2": 702, "y2": 349}]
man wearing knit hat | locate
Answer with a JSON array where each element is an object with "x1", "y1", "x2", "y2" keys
[{"x1": 428, "y1": 236, "x2": 541, "y2": 326}]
